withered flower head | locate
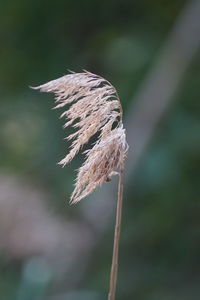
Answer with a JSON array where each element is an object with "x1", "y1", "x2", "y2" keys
[{"x1": 32, "y1": 71, "x2": 128, "y2": 203}]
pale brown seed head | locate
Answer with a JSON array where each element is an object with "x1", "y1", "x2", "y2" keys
[{"x1": 32, "y1": 71, "x2": 128, "y2": 203}]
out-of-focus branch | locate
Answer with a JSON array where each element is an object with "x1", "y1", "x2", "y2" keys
[{"x1": 125, "y1": 0, "x2": 200, "y2": 180}]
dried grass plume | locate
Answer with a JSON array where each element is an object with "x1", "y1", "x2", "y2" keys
[{"x1": 32, "y1": 71, "x2": 128, "y2": 203}]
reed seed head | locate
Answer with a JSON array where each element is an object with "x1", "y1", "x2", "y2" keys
[{"x1": 32, "y1": 71, "x2": 128, "y2": 203}]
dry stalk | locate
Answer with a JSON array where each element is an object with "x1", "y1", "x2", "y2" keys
[
  {"x1": 108, "y1": 167, "x2": 124, "y2": 300},
  {"x1": 31, "y1": 70, "x2": 128, "y2": 299}
]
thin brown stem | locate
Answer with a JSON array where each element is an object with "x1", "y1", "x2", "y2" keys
[{"x1": 108, "y1": 167, "x2": 124, "y2": 300}]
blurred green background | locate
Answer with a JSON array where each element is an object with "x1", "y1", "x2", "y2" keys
[{"x1": 0, "y1": 0, "x2": 200, "y2": 299}]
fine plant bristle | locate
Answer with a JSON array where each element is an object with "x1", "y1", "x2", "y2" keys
[{"x1": 32, "y1": 70, "x2": 128, "y2": 203}]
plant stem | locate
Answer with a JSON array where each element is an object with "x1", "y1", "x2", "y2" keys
[{"x1": 108, "y1": 168, "x2": 124, "y2": 300}]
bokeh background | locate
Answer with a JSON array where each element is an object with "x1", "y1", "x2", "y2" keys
[{"x1": 1, "y1": 0, "x2": 200, "y2": 299}]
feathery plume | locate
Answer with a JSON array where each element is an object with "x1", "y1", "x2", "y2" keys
[{"x1": 32, "y1": 71, "x2": 128, "y2": 203}]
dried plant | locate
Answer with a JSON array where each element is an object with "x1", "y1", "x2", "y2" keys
[
  {"x1": 32, "y1": 71, "x2": 128, "y2": 203},
  {"x1": 32, "y1": 70, "x2": 128, "y2": 300}
]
